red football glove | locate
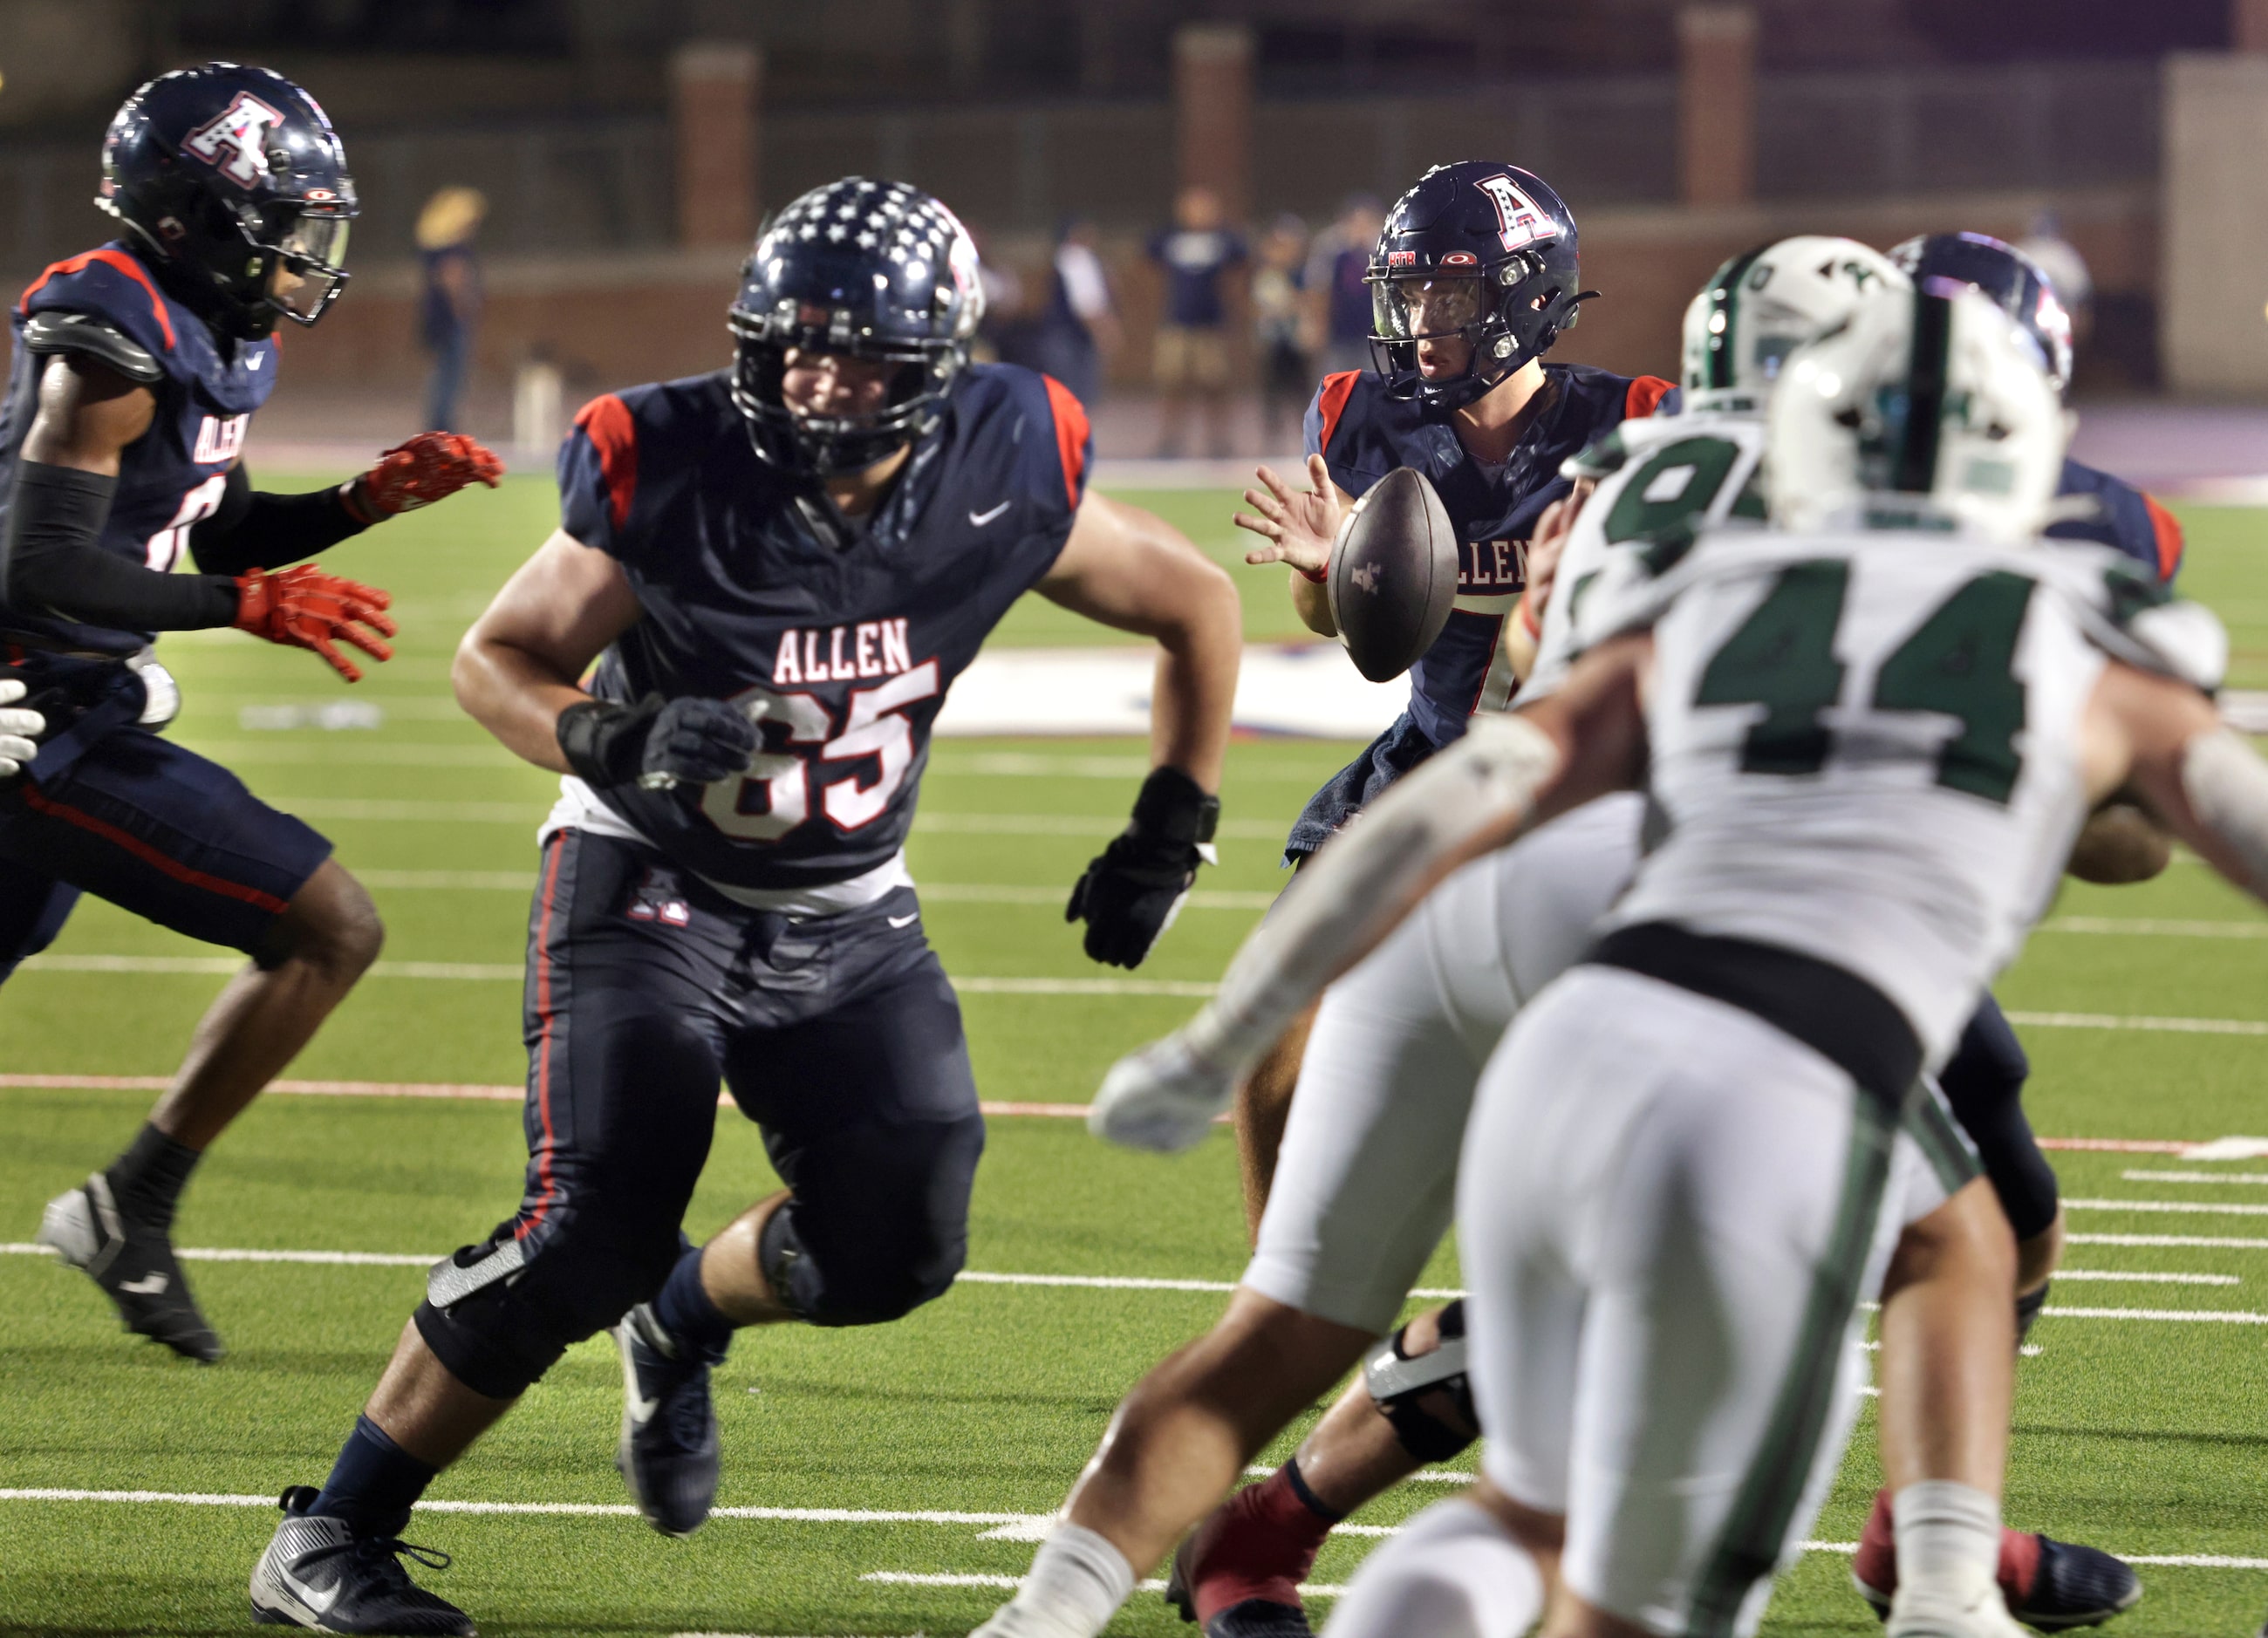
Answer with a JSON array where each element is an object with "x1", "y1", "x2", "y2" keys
[
  {"x1": 345, "y1": 431, "x2": 505, "y2": 522},
  {"x1": 234, "y1": 567, "x2": 398, "y2": 683}
]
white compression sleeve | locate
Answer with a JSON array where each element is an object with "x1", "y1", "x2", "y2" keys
[
  {"x1": 1182, "y1": 713, "x2": 1562, "y2": 1077},
  {"x1": 969, "y1": 1522, "x2": 1135, "y2": 1638},
  {"x1": 2179, "y1": 726, "x2": 2268, "y2": 894}
]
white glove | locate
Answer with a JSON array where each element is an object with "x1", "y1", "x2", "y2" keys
[
  {"x1": 1089, "y1": 1032, "x2": 1235, "y2": 1153},
  {"x1": 0, "y1": 679, "x2": 44, "y2": 778}
]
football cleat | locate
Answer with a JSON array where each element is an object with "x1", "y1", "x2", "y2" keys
[
  {"x1": 1855, "y1": 1497, "x2": 2142, "y2": 1631},
  {"x1": 249, "y1": 1486, "x2": 475, "y2": 1635},
  {"x1": 612, "y1": 1303, "x2": 720, "y2": 1536},
  {"x1": 1165, "y1": 1513, "x2": 1316, "y2": 1638},
  {"x1": 37, "y1": 1173, "x2": 222, "y2": 1362}
]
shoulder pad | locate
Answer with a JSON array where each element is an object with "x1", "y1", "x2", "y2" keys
[
  {"x1": 19, "y1": 311, "x2": 163, "y2": 385},
  {"x1": 2056, "y1": 553, "x2": 2226, "y2": 693}
]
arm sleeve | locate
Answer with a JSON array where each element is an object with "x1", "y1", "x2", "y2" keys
[
  {"x1": 186, "y1": 462, "x2": 372, "y2": 575},
  {"x1": 1, "y1": 461, "x2": 238, "y2": 631}
]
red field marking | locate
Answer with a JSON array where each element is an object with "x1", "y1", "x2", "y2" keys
[{"x1": 2038, "y1": 1136, "x2": 2189, "y2": 1154}]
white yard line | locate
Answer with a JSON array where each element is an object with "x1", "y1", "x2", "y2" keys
[
  {"x1": 2042, "y1": 917, "x2": 2268, "y2": 939},
  {"x1": 2003, "y1": 1010, "x2": 2268, "y2": 1038},
  {"x1": 2069, "y1": 1197, "x2": 2268, "y2": 1217},
  {"x1": 2068, "y1": 1233, "x2": 2268, "y2": 1250},
  {"x1": 2124, "y1": 1170, "x2": 2268, "y2": 1185},
  {"x1": 3, "y1": 1487, "x2": 2260, "y2": 1573},
  {"x1": 2051, "y1": 1270, "x2": 2241, "y2": 1285}
]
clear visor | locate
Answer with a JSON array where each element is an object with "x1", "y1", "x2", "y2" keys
[
  {"x1": 265, "y1": 214, "x2": 349, "y2": 320},
  {"x1": 1371, "y1": 275, "x2": 1485, "y2": 342},
  {"x1": 277, "y1": 213, "x2": 350, "y2": 272}
]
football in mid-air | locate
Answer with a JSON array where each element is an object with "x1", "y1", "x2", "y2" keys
[{"x1": 1327, "y1": 466, "x2": 1459, "y2": 683}]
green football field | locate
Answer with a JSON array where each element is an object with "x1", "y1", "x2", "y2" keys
[{"x1": 3, "y1": 477, "x2": 2266, "y2": 1636}]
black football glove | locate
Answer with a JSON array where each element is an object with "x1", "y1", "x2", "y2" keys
[
  {"x1": 556, "y1": 693, "x2": 758, "y2": 789},
  {"x1": 1068, "y1": 766, "x2": 1220, "y2": 969}
]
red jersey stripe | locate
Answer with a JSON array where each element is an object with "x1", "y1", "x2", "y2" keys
[
  {"x1": 573, "y1": 393, "x2": 639, "y2": 533},
  {"x1": 518, "y1": 836, "x2": 568, "y2": 1239},
  {"x1": 1042, "y1": 374, "x2": 1090, "y2": 510},
  {"x1": 17, "y1": 249, "x2": 178, "y2": 351},
  {"x1": 1314, "y1": 371, "x2": 1362, "y2": 454},
  {"x1": 1624, "y1": 374, "x2": 1676, "y2": 420},
  {"x1": 2143, "y1": 492, "x2": 2186, "y2": 583}
]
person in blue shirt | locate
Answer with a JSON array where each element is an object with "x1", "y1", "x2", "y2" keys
[
  {"x1": 10, "y1": 65, "x2": 501, "y2": 1367},
  {"x1": 1148, "y1": 184, "x2": 1247, "y2": 457},
  {"x1": 415, "y1": 186, "x2": 485, "y2": 433},
  {"x1": 248, "y1": 177, "x2": 1243, "y2": 1637}
]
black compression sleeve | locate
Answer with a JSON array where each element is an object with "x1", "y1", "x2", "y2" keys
[
  {"x1": 0, "y1": 461, "x2": 238, "y2": 631},
  {"x1": 188, "y1": 462, "x2": 372, "y2": 575}
]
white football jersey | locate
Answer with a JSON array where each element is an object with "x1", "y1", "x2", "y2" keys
[
  {"x1": 1524, "y1": 411, "x2": 1768, "y2": 702},
  {"x1": 1577, "y1": 526, "x2": 2222, "y2": 1065}
]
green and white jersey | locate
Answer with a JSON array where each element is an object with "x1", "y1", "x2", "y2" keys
[
  {"x1": 1523, "y1": 410, "x2": 1767, "y2": 703},
  {"x1": 1575, "y1": 527, "x2": 2224, "y2": 1065}
]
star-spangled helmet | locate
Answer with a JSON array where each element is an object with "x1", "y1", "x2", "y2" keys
[
  {"x1": 1365, "y1": 160, "x2": 1592, "y2": 410},
  {"x1": 1767, "y1": 283, "x2": 2069, "y2": 545},
  {"x1": 1679, "y1": 235, "x2": 1908, "y2": 412},
  {"x1": 1888, "y1": 231, "x2": 2073, "y2": 397},
  {"x1": 99, "y1": 63, "x2": 357, "y2": 339},
  {"x1": 728, "y1": 177, "x2": 984, "y2": 477}
]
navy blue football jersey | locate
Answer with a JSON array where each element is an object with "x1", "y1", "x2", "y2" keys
[
  {"x1": 1305, "y1": 363, "x2": 1675, "y2": 746},
  {"x1": 557, "y1": 362, "x2": 1090, "y2": 892},
  {"x1": 2049, "y1": 456, "x2": 2183, "y2": 585},
  {"x1": 0, "y1": 242, "x2": 277, "y2": 656}
]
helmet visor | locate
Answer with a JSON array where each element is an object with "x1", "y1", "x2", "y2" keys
[
  {"x1": 1371, "y1": 275, "x2": 1485, "y2": 342},
  {"x1": 267, "y1": 212, "x2": 349, "y2": 322}
]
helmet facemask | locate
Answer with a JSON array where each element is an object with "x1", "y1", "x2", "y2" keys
[
  {"x1": 1367, "y1": 252, "x2": 1583, "y2": 411},
  {"x1": 729, "y1": 304, "x2": 967, "y2": 478}
]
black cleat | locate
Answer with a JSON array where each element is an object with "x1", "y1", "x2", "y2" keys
[
  {"x1": 2012, "y1": 1537, "x2": 2142, "y2": 1632},
  {"x1": 612, "y1": 1302, "x2": 720, "y2": 1536},
  {"x1": 249, "y1": 1486, "x2": 475, "y2": 1635},
  {"x1": 1165, "y1": 1531, "x2": 1315, "y2": 1638},
  {"x1": 37, "y1": 1174, "x2": 222, "y2": 1362}
]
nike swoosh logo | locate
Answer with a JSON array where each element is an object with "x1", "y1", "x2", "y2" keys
[
  {"x1": 887, "y1": 912, "x2": 919, "y2": 928},
  {"x1": 969, "y1": 501, "x2": 1013, "y2": 526},
  {"x1": 246, "y1": 354, "x2": 263, "y2": 370},
  {"x1": 118, "y1": 1272, "x2": 169, "y2": 1295}
]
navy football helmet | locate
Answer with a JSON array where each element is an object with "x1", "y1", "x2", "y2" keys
[
  {"x1": 1366, "y1": 161, "x2": 1593, "y2": 410},
  {"x1": 728, "y1": 178, "x2": 985, "y2": 476},
  {"x1": 99, "y1": 63, "x2": 356, "y2": 340},
  {"x1": 1889, "y1": 232, "x2": 2072, "y2": 396}
]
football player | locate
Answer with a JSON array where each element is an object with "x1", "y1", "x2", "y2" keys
[
  {"x1": 11, "y1": 65, "x2": 501, "y2": 1362},
  {"x1": 247, "y1": 177, "x2": 1240, "y2": 1635},
  {"x1": 1230, "y1": 156, "x2": 1670, "y2": 1236},
  {"x1": 1090, "y1": 283, "x2": 2245, "y2": 1638},
  {"x1": 1171, "y1": 235, "x2": 2164, "y2": 1638}
]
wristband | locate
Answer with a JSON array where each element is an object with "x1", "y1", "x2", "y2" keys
[
  {"x1": 555, "y1": 694, "x2": 662, "y2": 788},
  {"x1": 1518, "y1": 591, "x2": 1543, "y2": 639},
  {"x1": 1297, "y1": 561, "x2": 1329, "y2": 585}
]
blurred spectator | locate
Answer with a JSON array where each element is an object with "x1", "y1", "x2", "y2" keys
[
  {"x1": 1147, "y1": 184, "x2": 1246, "y2": 458},
  {"x1": 416, "y1": 186, "x2": 486, "y2": 432},
  {"x1": 970, "y1": 223, "x2": 1026, "y2": 365},
  {"x1": 1035, "y1": 216, "x2": 1120, "y2": 407},
  {"x1": 1252, "y1": 213, "x2": 1311, "y2": 447},
  {"x1": 1305, "y1": 191, "x2": 1383, "y2": 378},
  {"x1": 2018, "y1": 208, "x2": 2093, "y2": 339}
]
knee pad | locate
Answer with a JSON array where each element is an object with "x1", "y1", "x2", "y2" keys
[
  {"x1": 413, "y1": 1225, "x2": 673, "y2": 1399},
  {"x1": 1364, "y1": 1299, "x2": 1479, "y2": 1464},
  {"x1": 759, "y1": 1198, "x2": 962, "y2": 1328}
]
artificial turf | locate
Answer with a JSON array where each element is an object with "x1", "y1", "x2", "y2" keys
[{"x1": 1, "y1": 476, "x2": 2263, "y2": 1635}]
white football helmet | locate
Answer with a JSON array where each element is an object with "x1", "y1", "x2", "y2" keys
[
  {"x1": 1681, "y1": 236, "x2": 1909, "y2": 413},
  {"x1": 1766, "y1": 283, "x2": 2071, "y2": 543}
]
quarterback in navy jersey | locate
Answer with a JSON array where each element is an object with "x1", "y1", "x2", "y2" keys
[
  {"x1": 5, "y1": 65, "x2": 499, "y2": 1368},
  {"x1": 252, "y1": 178, "x2": 1240, "y2": 1635}
]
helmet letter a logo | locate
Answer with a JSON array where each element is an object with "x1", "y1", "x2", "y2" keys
[
  {"x1": 1474, "y1": 174, "x2": 1555, "y2": 253},
  {"x1": 182, "y1": 92, "x2": 286, "y2": 189}
]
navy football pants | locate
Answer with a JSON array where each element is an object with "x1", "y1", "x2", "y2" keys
[
  {"x1": 416, "y1": 829, "x2": 985, "y2": 1397},
  {"x1": 0, "y1": 727, "x2": 331, "y2": 980},
  {"x1": 1938, "y1": 992, "x2": 2059, "y2": 1242}
]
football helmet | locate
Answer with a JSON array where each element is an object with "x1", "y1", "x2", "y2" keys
[
  {"x1": 1365, "y1": 160, "x2": 1592, "y2": 411},
  {"x1": 1767, "y1": 283, "x2": 2070, "y2": 543},
  {"x1": 728, "y1": 177, "x2": 984, "y2": 476},
  {"x1": 99, "y1": 63, "x2": 357, "y2": 339},
  {"x1": 1889, "y1": 232, "x2": 2073, "y2": 396},
  {"x1": 1681, "y1": 236, "x2": 1907, "y2": 412}
]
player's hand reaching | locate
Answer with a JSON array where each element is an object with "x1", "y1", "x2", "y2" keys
[
  {"x1": 234, "y1": 567, "x2": 397, "y2": 682},
  {"x1": 1234, "y1": 453, "x2": 1346, "y2": 578},
  {"x1": 1068, "y1": 766, "x2": 1220, "y2": 968},
  {"x1": 0, "y1": 678, "x2": 46, "y2": 778},
  {"x1": 1090, "y1": 1032, "x2": 1233, "y2": 1152},
  {"x1": 345, "y1": 432, "x2": 505, "y2": 521},
  {"x1": 553, "y1": 694, "x2": 758, "y2": 791}
]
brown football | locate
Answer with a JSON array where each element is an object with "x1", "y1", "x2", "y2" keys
[{"x1": 1326, "y1": 466, "x2": 1460, "y2": 683}]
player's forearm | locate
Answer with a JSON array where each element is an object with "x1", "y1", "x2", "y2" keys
[
  {"x1": 0, "y1": 462, "x2": 237, "y2": 630},
  {"x1": 1289, "y1": 568, "x2": 1336, "y2": 637},
  {"x1": 1149, "y1": 597, "x2": 1240, "y2": 791},
  {"x1": 1182, "y1": 713, "x2": 1563, "y2": 1076},
  {"x1": 451, "y1": 634, "x2": 584, "y2": 775},
  {"x1": 188, "y1": 464, "x2": 373, "y2": 575}
]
